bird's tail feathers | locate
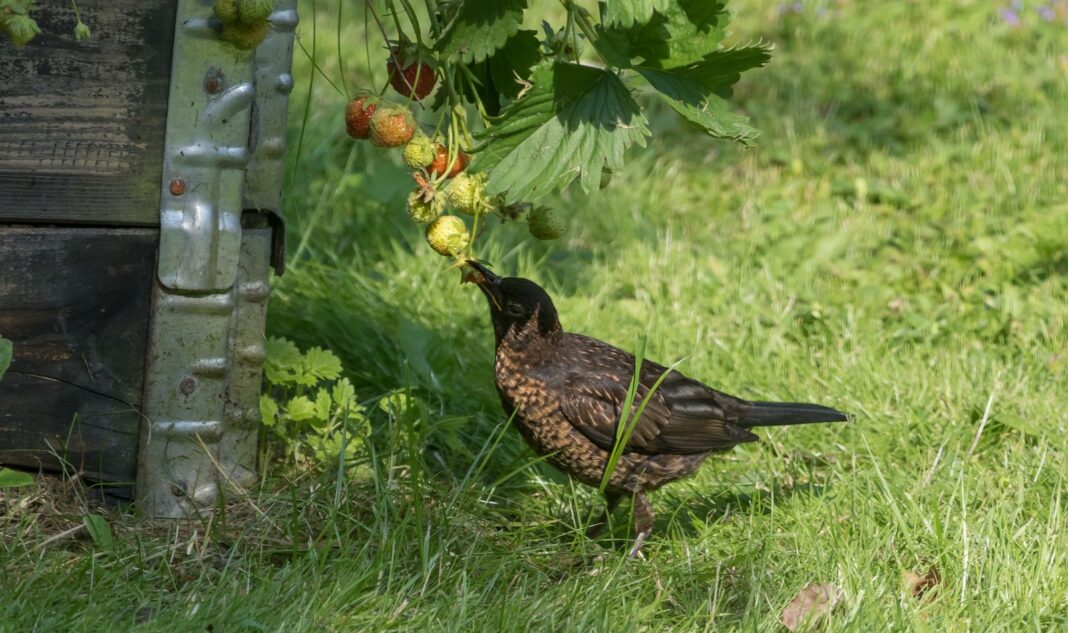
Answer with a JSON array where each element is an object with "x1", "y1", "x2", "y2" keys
[{"x1": 739, "y1": 401, "x2": 850, "y2": 427}]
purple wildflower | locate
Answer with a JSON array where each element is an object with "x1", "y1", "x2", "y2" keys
[
  {"x1": 1038, "y1": 5, "x2": 1055, "y2": 20},
  {"x1": 1000, "y1": 7, "x2": 1022, "y2": 26}
]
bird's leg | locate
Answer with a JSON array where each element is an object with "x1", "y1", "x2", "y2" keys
[
  {"x1": 585, "y1": 491, "x2": 622, "y2": 539},
  {"x1": 627, "y1": 493, "x2": 654, "y2": 559}
]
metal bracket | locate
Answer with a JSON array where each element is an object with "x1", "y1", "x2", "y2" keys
[
  {"x1": 138, "y1": 1, "x2": 297, "y2": 517},
  {"x1": 246, "y1": 8, "x2": 297, "y2": 276}
]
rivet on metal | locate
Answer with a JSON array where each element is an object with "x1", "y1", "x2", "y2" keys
[
  {"x1": 275, "y1": 73, "x2": 293, "y2": 94},
  {"x1": 179, "y1": 376, "x2": 198, "y2": 395},
  {"x1": 169, "y1": 177, "x2": 186, "y2": 196},
  {"x1": 204, "y1": 68, "x2": 225, "y2": 94}
]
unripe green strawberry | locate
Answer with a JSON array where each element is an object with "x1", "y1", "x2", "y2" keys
[
  {"x1": 527, "y1": 206, "x2": 565, "y2": 240},
  {"x1": 403, "y1": 135, "x2": 436, "y2": 169},
  {"x1": 4, "y1": 15, "x2": 41, "y2": 47},
  {"x1": 425, "y1": 215, "x2": 470, "y2": 257},
  {"x1": 237, "y1": 0, "x2": 273, "y2": 24},
  {"x1": 446, "y1": 172, "x2": 488, "y2": 216},
  {"x1": 220, "y1": 19, "x2": 267, "y2": 49},
  {"x1": 214, "y1": 0, "x2": 239, "y2": 22},
  {"x1": 370, "y1": 106, "x2": 416, "y2": 148},
  {"x1": 407, "y1": 189, "x2": 445, "y2": 224}
]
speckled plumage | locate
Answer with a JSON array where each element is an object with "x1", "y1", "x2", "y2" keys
[{"x1": 466, "y1": 261, "x2": 849, "y2": 557}]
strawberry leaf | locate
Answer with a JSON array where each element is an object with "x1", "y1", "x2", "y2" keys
[
  {"x1": 636, "y1": 45, "x2": 771, "y2": 145},
  {"x1": 600, "y1": 0, "x2": 731, "y2": 69},
  {"x1": 472, "y1": 63, "x2": 650, "y2": 200},
  {"x1": 599, "y1": 0, "x2": 672, "y2": 28},
  {"x1": 436, "y1": 0, "x2": 528, "y2": 64},
  {"x1": 485, "y1": 30, "x2": 542, "y2": 100},
  {"x1": 455, "y1": 29, "x2": 542, "y2": 116}
]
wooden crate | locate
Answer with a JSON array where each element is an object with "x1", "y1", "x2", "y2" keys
[{"x1": 0, "y1": 0, "x2": 295, "y2": 514}]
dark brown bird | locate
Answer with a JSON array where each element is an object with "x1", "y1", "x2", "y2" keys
[{"x1": 465, "y1": 261, "x2": 849, "y2": 557}]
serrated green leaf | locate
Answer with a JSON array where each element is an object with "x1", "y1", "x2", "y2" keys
[
  {"x1": 286, "y1": 396, "x2": 317, "y2": 422},
  {"x1": 314, "y1": 388, "x2": 332, "y2": 421},
  {"x1": 0, "y1": 336, "x2": 11, "y2": 381},
  {"x1": 436, "y1": 0, "x2": 527, "y2": 64},
  {"x1": 83, "y1": 514, "x2": 113, "y2": 548},
  {"x1": 378, "y1": 391, "x2": 410, "y2": 414},
  {"x1": 636, "y1": 45, "x2": 771, "y2": 145},
  {"x1": 264, "y1": 337, "x2": 303, "y2": 385},
  {"x1": 302, "y1": 346, "x2": 342, "y2": 381},
  {"x1": 612, "y1": 0, "x2": 729, "y2": 69},
  {"x1": 331, "y1": 378, "x2": 356, "y2": 409},
  {"x1": 600, "y1": 0, "x2": 671, "y2": 28},
  {"x1": 472, "y1": 62, "x2": 650, "y2": 200},
  {"x1": 454, "y1": 29, "x2": 541, "y2": 116},
  {"x1": 259, "y1": 395, "x2": 279, "y2": 427},
  {"x1": 0, "y1": 467, "x2": 33, "y2": 488},
  {"x1": 486, "y1": 30, "x2": 542, "y2": 100}
]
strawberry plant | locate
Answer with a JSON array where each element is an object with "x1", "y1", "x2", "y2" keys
[{"x1": 341, "y1": 0, "x2": 769, "y2": 260}]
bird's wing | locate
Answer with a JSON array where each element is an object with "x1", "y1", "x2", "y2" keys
[{"x1": 558, "y1": 364, "x2": 758, "y2": 455}]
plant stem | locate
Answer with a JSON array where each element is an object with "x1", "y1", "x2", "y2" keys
[
  {"x1": 398, "y1": 0, "x2": 423, "y2": 45},
  {"x1": 570, "y1": 4, "x2": 609, "y2": 66},
  {"x1": 337, "y1": 0, "x2": 350, "y2": 98},
  {"x1": 456, "y1": 62, "x2": 490, "y2": 123},
  {"x1": 366, "y1": 0, "x2": 405, "y2": 97},
  {"x1": 424, "y1": 0, "x2": 442, "y2": 37}
]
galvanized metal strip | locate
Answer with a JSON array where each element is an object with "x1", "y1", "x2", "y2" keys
[
  {"x1": 246, "y1": 4, "x2": 298, "y2": 275},
  {"x1": 138, "y1": 1, "x2": 296, "y2": 517},
  {"x1": 218, "y1": 227, "x2": 273, "y2": 490}
]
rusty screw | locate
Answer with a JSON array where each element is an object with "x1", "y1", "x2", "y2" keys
[
  {"x1": 169, "y1": 177, "x2": 186, "y2": 196},
  {"x1": 179, "y1": 376, "x2": 198, "y2": 395}
]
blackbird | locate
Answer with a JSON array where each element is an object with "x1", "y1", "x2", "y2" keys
[{"x1": 464, "y1": 261, "x2": 849, "y2": 557}]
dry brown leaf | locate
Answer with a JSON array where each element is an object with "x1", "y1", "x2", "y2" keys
[
  {"x1": 780, "y1": 582, "x2": 845, "y2": 632},
  {"x1": 903, "y1": 567, "x2": 941, "y2": 599}
]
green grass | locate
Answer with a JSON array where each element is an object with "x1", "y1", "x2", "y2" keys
[{"x1": 3, "y1": 1, "x2": 1068, "y2": 630}]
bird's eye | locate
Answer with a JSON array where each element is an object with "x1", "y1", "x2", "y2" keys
[{"x1": 505, "y1": 301, "x2": 525, "y2": 317}]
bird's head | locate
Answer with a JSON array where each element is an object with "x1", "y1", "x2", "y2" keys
[{"x1": 463, "y1": 260, "x2": 561, "y2": 348}]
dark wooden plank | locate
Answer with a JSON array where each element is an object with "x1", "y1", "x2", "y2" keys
[
  {"x1": 0, "y1": 1, "x2": 176, "y2": 226},
  {"x1": 0, "y1": 372, "x2": 139, "y2": 487},
  {"x1": 0, "y1": 227, "x2": 157, "y2": 491}
]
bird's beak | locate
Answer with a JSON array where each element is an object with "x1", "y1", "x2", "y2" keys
[{"x1": 463, "y1": 260, "x2": 503, "y2": 309}]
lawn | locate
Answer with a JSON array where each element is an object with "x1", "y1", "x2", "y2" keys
[{"x1": 3, "y1": 1, "x2": 1067, "y2": 630}]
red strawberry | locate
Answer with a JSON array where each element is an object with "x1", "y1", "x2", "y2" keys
[
  {"x1": 369, "y1": 106, "x2": 416, "y2": 147},
  {"x1": 387, "y1": 48, "x2": 436, "y2": 100},
  {"x1": 345, "y1": 97, "x2": 378, "y2": 139},
  {"x1": 428, "y1": 145, "x2": 469, "y2": 178}
]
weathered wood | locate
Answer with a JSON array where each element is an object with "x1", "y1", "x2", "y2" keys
[
  {"x1": 0, "y1": 227, "x2": 157, "y2": 491},
  {"x1": 0, "y1": 1, "x2": 176, "y2": 226}
]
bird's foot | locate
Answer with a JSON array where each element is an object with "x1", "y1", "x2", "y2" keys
[{"x1": 627, "y1": 530, "x2": 650, "y2": 559}]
